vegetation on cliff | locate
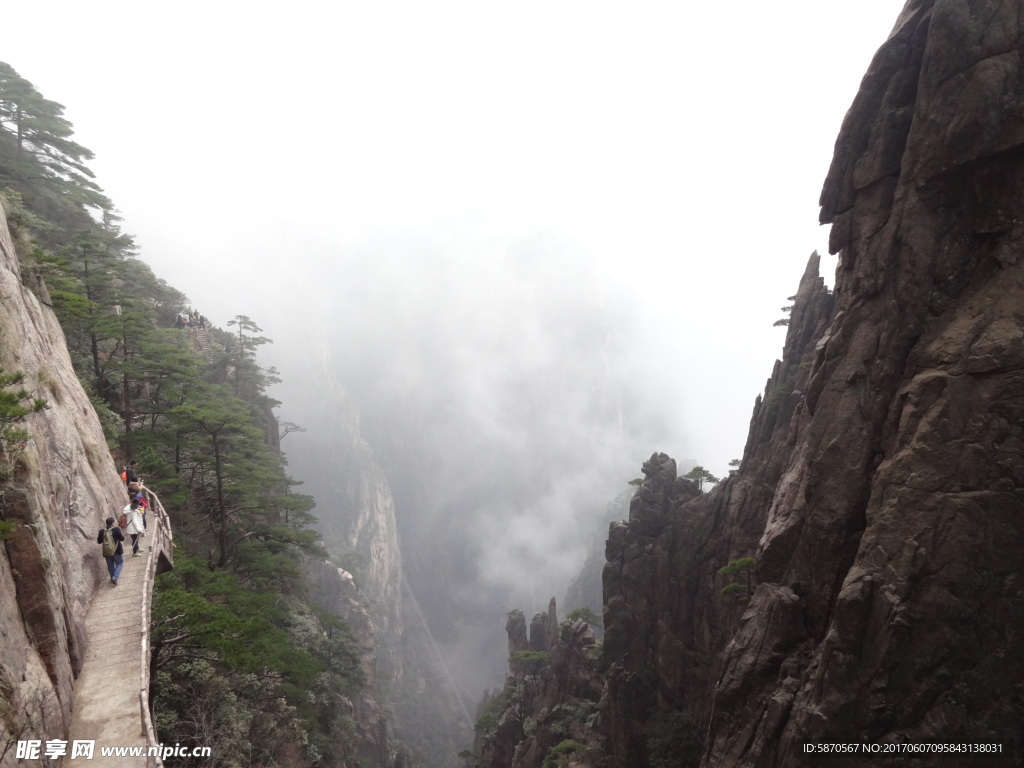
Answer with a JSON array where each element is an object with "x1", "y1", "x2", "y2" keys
[
  {"x1": 0, "y1": 61, "x2": 375, "y2": 767},
  {"x1": 0, "y1": 369, "x2": 46, "y2": 479},
  {"x1": 471, "y1": 604, "x2": 605, "y2": 768}
]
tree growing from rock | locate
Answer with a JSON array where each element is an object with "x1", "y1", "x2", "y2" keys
[
  {"x1": 718, "y1": 557, "x2": 756, "y2": 601},
  {"x1": 683, "y1": 465, "x2": 719, "y2": 491}
]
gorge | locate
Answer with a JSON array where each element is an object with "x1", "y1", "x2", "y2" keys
[{"x1": 3, "y1": 2, "x2": 1024, "y2": 768}]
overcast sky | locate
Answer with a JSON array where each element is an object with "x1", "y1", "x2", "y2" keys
[{"x1": 4, "y1": 0, "x2": 905, "y2": 477}]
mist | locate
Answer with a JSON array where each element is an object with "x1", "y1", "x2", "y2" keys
[
  {"x1": 260, "y1": 225, "x2": 681, "y2": 693},
  {"x1": 2, "y1": 0, "x2": 906, "y2": 713}
]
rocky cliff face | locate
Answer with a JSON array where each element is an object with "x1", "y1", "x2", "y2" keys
[
  {"x1": 476, "y1": 3, "x2": 1024, "y2": 766},
  {"x1": 309, "y1": 561, "x2": 408, "y2": 768},
  {"x1": 599, "y1": 250, "x2": 834, "y2": 767},
  {"x1": 303, "y1": 382, "x2": 405, "y2": 685},
  {"x1": 712, "y1": 2, "x2": 1024, "y2": 762},
  {"x1": 286, "y1": 363, "x2": 471, "y2": 767},
  {"x1": 286, "y1": 377, "x2": 413, "y2": 766},
  {"x1": 0, "y1": 205, "x2": 129, "y2": 760},
  {"x1": 615, "y1": 2, "x2": 1024, "y2": 765},
  {"x1": 475, "y1": 601, "x2": 603, "y2": 768}
]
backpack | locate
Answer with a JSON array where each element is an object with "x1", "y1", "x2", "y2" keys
[
  {"x1": 101, "y1": 528, "x2": 117, "y2": 557},
  {"x1": 118, "y1": 513, "x2": 129, "y2": 530},
  {"x1": 121, "y1": 469, "x2": 128, "y2": 483}
]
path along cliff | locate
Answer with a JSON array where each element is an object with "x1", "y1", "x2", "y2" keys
[
  {"x1": 0, "y1": 202, "x2": 174, "y2": 766},
  {"x1": 66, "y1": 491, "x2": 173, "y2": 768}
]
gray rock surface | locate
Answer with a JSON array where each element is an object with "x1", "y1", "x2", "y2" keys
[
  {"x1": 603, "y1": 3, "x2": 1024, "y2": 766},
  {"x1": 0, "y1": 205, "x2": 130, "y2": 760},
  {"x1": 309, "y1": 561, "x2": 397, "y2": 767},
  {"x1": 477, "y1": 605, "x2": 603, "y2": 768},
  {"x1": 476, "y1": 5, "x2": 1024, "y2": 767}
]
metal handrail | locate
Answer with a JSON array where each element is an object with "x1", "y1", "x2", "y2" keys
[{"x1": 137, "y1": 488, "x2": 172, "y2": 768}]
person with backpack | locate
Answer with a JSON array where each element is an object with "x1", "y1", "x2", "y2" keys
[
  {"x1": 124, "y1": 460, "x2": 143, "y2": 496},
  {"x1": 134, "y1": 492, "x2": 149, "y2": 530},
  {"x1": 122, "y1": 499, "x2": 146, "y2": 556},
  {"x1": 97, "y1": 517, "x2": 125, "y2": 585}
]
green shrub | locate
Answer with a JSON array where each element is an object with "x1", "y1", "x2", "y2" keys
[
  {"x1": 510, "y1": 650, "x2": 550, "y2": 675},
  {"x1": 0, "y1": 368, "x2": 47, "y2": 462},
  {"x1": 566, "y1": 607, "x2": 602, "y2": 628},
  {"x1": 646, "y1": 709, "x2": 702, "y2": 768},
  {"x1": 764, "y1": 382, "x2": 794, "y2": 414},
  {"x1": 474, "y1": 686, "x2": 518, "y2": 734},
  {"x1": 542, "y1": 739, "x2": 585, "y2": 768}
]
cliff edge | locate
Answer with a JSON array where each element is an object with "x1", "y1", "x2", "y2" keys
[
  {"x1": 605, "y1": 2, "x2": 1024, "y2": 765},
  {"x1": 0, "y1": 204, "x2": 129, "y2": 759}
]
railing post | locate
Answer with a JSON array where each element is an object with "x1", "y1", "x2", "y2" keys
[{"x1": 138, "y1": 490, "x2": 171, "y2": 768}]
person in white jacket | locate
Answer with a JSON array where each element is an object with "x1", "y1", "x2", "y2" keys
[{"x1": 123, "y1": 498, "x2": 146, "y2": 557}]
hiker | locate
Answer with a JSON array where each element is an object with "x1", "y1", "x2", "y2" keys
[
  {"x1": 125, "y1": 460, "x2": 143, "y2": 495},
  {"x1": 134, "y1": 492, "x2": 149, "y2": 530},
  {"x1": 97, "y1": 517, "x2": 125, "y2": 585},
  {"x1": 123, "y1": 499, "x2": 146, "y2": 556}
]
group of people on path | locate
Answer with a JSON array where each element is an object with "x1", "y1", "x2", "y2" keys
[
  {"x1": 174, "y1": 308, "x2": 206, "y2": 329},
  {"x1": 97, "y1": 460, "x2": 151, "y2": 586}
]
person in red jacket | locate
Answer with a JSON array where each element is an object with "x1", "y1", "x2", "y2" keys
[{"x1": 134, "y1": 492, "x2": 149, "y2": 530}]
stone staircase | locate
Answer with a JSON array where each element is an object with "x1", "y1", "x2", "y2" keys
[{"x1": 189, "y1": 327, "x2": 215, "y2": 364}]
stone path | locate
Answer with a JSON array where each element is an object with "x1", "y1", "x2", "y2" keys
[
  {"x1": 66, "y1": 497, "x2": 173, "y2": 768},
  {"x1": 190, "y1": 327, "x2": 214, "y2": 363}
]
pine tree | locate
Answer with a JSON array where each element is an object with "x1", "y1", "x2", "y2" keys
[
  {"x1": 683, "y1": 465, "x2": 720, "y2": 491},
  {"x1": 0, "y1": 63, "x2": 361, "y2": 762},
  {"x1": 0, "y1": 62, "x2": 110, "y2": 214}
]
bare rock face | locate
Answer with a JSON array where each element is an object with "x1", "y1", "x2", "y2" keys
[
  {"x1": 308, "y1": 561, "x2": 397, "y2": 767},
  {"x1": 293, "y1": 379, "x2": 472, "y2": 766},
  {"x1": 506, "y1": 610, "x2": 529, "y2": 680},
  {"x1": 602, "y1": 2, "x2": 1024, "y2": 766},
  {"x1": 528, "y1": 598, "x2": 559, "y2": 653},
  {"x1": 0, "y1": 206, "x2": 130, "y2": 750},
  {"x1": 598, "y1": 250, "x2": 834, "y2": 767},
  {"x1": 477, "y1": 604, "x2": 603, "y2": 768},
  {"x1": 507, "y1": 599, "x2": 568, "y2": 683},
  {"x1": 745, "y1": 1, "x2": 1024, "y2": 759},
  {"x1": 479, "y1": 5, "x2": 1024, "y2": 767},
  {"x1": 712, "y1": 2, "x2": 1024, "y2": 762}
]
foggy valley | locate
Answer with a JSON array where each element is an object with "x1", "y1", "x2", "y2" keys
[{"x1": 12, "y1": 3, "x2": 1014, "y2": 768}]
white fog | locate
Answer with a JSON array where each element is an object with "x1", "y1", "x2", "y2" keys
[{"x1": 5, "y1": 0, "x2": 906, "y2": 702}]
